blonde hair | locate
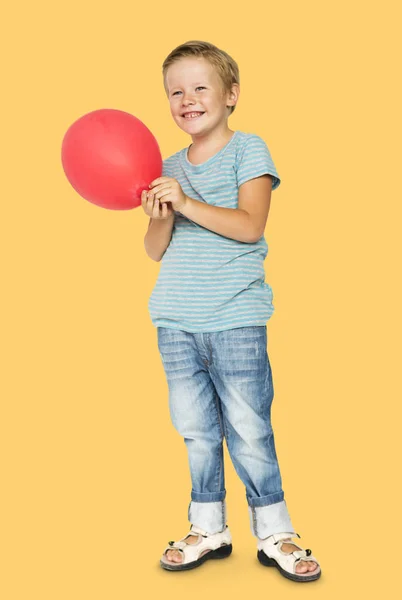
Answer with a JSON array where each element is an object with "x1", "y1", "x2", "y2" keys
[{"x1": 162, "y1": 40, "x2": 240, "y2": 115}]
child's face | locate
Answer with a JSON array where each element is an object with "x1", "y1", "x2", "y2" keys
[{"x1": 164, "y1": 57, "x2": 236, "y2": 137}]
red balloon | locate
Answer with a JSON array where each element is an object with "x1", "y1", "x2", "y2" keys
[{"x1": 61, "y1": 109, "x2": 162, "y2": 210}]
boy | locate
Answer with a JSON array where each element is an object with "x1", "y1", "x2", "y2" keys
[{"x1": 142, "y1": 41, "x2": 321, "y2": 582}]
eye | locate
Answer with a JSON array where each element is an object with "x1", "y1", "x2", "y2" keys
[
  {"x1": 172, "y1": 91, "x2": 182, "y2": 96},
  {"x1": 196, "y1": 86, "x2": 206, "y2": 91}
]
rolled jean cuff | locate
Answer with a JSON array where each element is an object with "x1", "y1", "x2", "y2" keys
[
  {"x1": 248, "y1": 499, "x2": 295, "y2": 539},
  {"x1": 247, "y1": 490, "x2": 284, "y2": 507},
  {"x1": 188, "y1": 500, "x2": 227, "y2": 534},
  {"x1": 191, "y1": 490, "x2": 226, "y2": 503}
]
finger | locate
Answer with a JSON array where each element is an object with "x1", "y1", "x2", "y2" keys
[
  {"x1": 142, "y1": 190, "x2": 152, "y2": 215},
  {"x1": 152, "y1": 198, "x2": 161, "y2": 218},
  {"x1": 154, "y1": 188, "x2": 172, "y2": 201},
  {"x1": 146, "y1": 190, "x2": 155, "y2": 208},
  {"x1": 151, "y1": 183, "x2": 171, "y2": 196},
  {"x1": 161, "y1": 202, "x2": 167, "y2": 218},
  {"x1": 149, "y1": 177, "x2": 171, "y2": 188}
]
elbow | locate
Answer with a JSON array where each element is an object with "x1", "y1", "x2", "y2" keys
[
  {"x1": 148, "y1": 252, "x2": 163, "y2": 262},
  {"x1": 144, "y1": 245, "x2": 162, "y2": 262},
  {"x1": 246, "y1": 229, "x2": 264, "y2": 244},
  {"x1": 144, "y1": 238, "x2": 163, "y2": 262},
  {"x1": 144, "y1": 247, "x2": 164, "y2": 262},
  {"x1": 243, "y1": 213, "x2": 264, "y2": 243}
]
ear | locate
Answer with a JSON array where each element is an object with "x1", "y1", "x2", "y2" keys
[{"x1": 226, "y1": 83, "x2": 240, "y2": 108}]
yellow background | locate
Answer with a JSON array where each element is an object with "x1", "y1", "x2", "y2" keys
[{"x1": 1, "y1": 1, "x2": 401, "y2": 597}]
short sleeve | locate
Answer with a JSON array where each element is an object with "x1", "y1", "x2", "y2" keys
[
  {"x1": 162, "y1": 154, "x2": 179, "y2": 179},
  {"x1": 236, "y1": 135, "x2": 281, "y2": 190},
  {"x1": 162, "y1": 159, "x2": 171, "y2": 178}
]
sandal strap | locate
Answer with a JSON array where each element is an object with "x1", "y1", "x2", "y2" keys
[
  {"x1": 190, "y1": 525, "x2": 211, "y2": 536},
  {"x1": 190, "y1": 524, "x2": 228, "y2": 536},
  {"x1": 264, "y1": 531, "x2": 301, "y2": 544},
  {"x1": 163, "y1": 525, "x2": 227, "y2": 553},
  {"x1": 292, "y1": 549, "x2": 315, "y2": 560},
  {"x1": 258, "y1": 536, "x2": 320, "y2": 575},
  {"x1": 271, "y1": 537, "x2": 318, "y2": 561},
  {"x1": 162, "y1": 526, "x2": 232, "y2": 565},
  {"x1": 166, "y1": 540, "x2": 187, "y2": 551}
]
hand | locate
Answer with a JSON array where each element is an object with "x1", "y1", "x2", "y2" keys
[
  {"x1": 149, "y1": 177, "x2": 188, "y2": 212},
  {"x1": 141, "y1": 189, "x2": 174, "y2": 220}
]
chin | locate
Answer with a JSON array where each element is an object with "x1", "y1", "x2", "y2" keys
[{"x1": 181, "y1": 124, "x2": 205, "y2": 135}]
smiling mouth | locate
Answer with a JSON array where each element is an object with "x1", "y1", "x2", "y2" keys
[{"x1": 182, "y1": 112, "x2": 205, "y2": 119}]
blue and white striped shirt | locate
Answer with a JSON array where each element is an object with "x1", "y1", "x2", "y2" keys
[{"x1": 148, "y1": 130, "x2": 281, "y2": 333}]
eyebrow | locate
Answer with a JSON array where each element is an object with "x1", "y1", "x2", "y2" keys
[{"x1": 169, "y1": 82, "x2": 207, "y2": 92}]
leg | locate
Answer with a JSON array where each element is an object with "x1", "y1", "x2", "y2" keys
[
  {"x1": 207, "y1": 326, "x2": 293, "y2": 537},
  {"x1": 157, "y1": 327, "x2": 227, "y2": 536},
  {"x1": 207, "y1": 326, "x2": 318, "y2": 575}
]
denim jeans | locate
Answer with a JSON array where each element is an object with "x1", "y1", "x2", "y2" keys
[{"x1": 157, "y1": 325, "x2": 295, "y2": 540}]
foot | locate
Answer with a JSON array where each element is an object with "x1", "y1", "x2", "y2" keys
[
  {"x1": 280, "y1": 538, "x2": 318, "y2": 573},
  {"x1": 161, "y1": 527, "x2": 233, "y2": 571},
  {"x1": 165, "y1": 534, "x2": 200, "y2": 564}
]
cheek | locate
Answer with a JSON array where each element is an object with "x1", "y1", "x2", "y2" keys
[
  {"x1": 170, "y1": 103, "x2": 179, "y2": 116},
  {"x1": 205, "y1": 96, "x2": 220, "y2": 111}
]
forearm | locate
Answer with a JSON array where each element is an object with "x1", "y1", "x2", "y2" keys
[
  {"x1": 144, "y1": 216, "x2": 174, "y2": 262},
  {"x1": 180, "y1": 197, "x2": 258, "y2": 243}
]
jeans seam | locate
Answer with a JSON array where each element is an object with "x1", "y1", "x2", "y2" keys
[
  {"x1": 251, "y1": 506, "x2": 257, "y2": 536},
  {"x1": 208, "y1": 335, "x2": 213, "y2": 366},
  {"x1": 212, "y1": 389, "x2": 224, "y2": 490},
  {"x1": 210, "y1": 367, "x2": 230, "y2": 446},
  {"x1": 212, "y1": 389, "x2": 225, "y2": 440}
]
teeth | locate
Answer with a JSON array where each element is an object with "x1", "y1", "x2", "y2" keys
[{"x1": 184, "y1": 112, "x2": 203, "y2": 118}]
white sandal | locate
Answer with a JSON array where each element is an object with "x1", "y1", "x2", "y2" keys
[
  {"x1": 257, "y1": 531, "x2": 321, "y2": 582},
  {"x1": 160, "y1": 525, "x2": 233, "y2": 571}
]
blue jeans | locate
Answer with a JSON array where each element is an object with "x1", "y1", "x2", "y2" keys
[{"x1": 157, "y1": 325, "x2": 295, "y2": 540}]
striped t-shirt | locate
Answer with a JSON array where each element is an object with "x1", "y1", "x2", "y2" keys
[{"x1": 148, "y1": 130, "x2": 281, "y2": 333}]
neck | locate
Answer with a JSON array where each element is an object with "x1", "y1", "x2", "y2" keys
[{"x1": 190, "y1": 123, "x2": 234, "y2": 149}]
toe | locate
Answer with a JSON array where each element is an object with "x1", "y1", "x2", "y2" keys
[
  {"x1": 166, "y1": 550, "x2": 182, "y2": 563},
  {"x1": 295, "y1": 561, "x2": 309, "y2": 573},
  {"x1": 296, "y1": 560, "x2": 318, "y2": 573}
]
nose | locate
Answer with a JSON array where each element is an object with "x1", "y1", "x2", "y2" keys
[{"x1": 181, "y1": 93, "x2": 195, "y2": 106}]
